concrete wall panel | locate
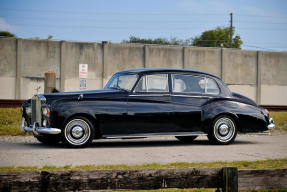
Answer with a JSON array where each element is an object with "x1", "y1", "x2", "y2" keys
[
  {"x1": 184, "y1": 47, "x2": 221, "y2": 76},
  {"x1": 0, "y1": 77, "x2": 15, "y2": 99},
  {"x1": 223, "y1": 49, "x2": 257, "y2": 85},
  {"x1": 261, "y1": 52, "x2": 287, "y2": 85},
  {"x1": 21, "y1": 78, "x2": 45, "y2": 99},
  {"x1": 21, "y1": 40, "x2": 60, "y2": 78},
  {"x1": 62, "y1": 42, "x2": 103, "y2": 91},
  {"x1": 104, "y1": 43, "x2": 144, "y2": 84},
  {"x1": 228, "y1": 85, "x2": 256, "y2": 101},
  {"x1": 0, "y1": 38, "x2": 16, "y2": 77},
  {"x1": 261, "y1": 85, "x2": 287, "y2": 105},
  {"x1": 146, "y1": 46, "x2": 183, "y2": 68}
]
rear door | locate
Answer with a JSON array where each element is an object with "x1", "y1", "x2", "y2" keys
[{"x1": 170, "y1": 74, "x2": 220, "y2": 132}]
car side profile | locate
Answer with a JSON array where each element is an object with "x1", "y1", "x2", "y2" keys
[{"x1": 20, "y1": 68, "x2": 275, "y2": 147}]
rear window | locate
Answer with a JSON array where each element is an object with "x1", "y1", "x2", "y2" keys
[{"x1": 172, "y1": 74, "x2": 219, "y2": 95}]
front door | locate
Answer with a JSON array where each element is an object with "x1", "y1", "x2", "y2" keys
[{"x1": 126, "y1": 73, "x2": 174, "y2": 135}]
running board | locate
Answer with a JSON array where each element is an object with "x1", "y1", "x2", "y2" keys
[{"x1": 102, "y1": 131, "x2": 207, "y2": 139}]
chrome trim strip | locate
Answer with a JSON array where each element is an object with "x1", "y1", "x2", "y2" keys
[
  {"x1": 24, "y1": 126, "x2": 61, "y2": 135},
  {"x1": 103, "y1": 131, "x2": 207, "y2": 139},
  {"x1": 129, "y1": 94, "x2": 170, "y2": 97},
  {"x1": 171, "y1": 94, "x2": 212, "y2": 98}
]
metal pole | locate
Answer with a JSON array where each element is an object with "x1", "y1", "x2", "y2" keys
[{"x1": 229, "y1": 13, "x2": 233, "y2": 48}]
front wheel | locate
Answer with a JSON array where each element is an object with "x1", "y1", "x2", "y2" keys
[
  {"x1": 208, "y1": 116, "x2": 237, "y2": 145},
  {"x1": 62, "y1": 116, "x2": 95, "y2": 148}
]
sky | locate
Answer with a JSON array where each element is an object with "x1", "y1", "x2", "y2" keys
[{"x1": 0, "y1": 0, "x2": 287, "y2": 51}]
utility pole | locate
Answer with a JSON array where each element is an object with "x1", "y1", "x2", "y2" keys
[{"x1": 229, "y1": 12, "x2": 233, "y2": 48}]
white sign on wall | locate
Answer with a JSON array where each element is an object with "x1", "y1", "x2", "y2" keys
[
  {"x1": 80, "y1": 79, "x2": 87, "y2": 89},
  {"x1": 79, "y1": 64, "x2": 88, "y2": 79}
]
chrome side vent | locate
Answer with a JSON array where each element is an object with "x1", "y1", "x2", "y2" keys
[{"x1": 31, "y1": 95, "x2": 42, "y2": 125}]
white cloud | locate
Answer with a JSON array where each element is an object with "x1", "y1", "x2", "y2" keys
[{"x1": 0, "y1": 18, "x2": 13, "y2": 32}]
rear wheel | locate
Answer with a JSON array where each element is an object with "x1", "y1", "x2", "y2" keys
[
  {"x1": 208, "y1": 115, "x2": 237, "y2": 145},
  {"x1": 62, "y1": 116, "x2": 95, "y2": 148},
  {"x1": 34, "y1": 134, "x2": 62, "y2": 145},
  {"x1": 175, "y1": 136, "x2": 197, "y2": 143}
]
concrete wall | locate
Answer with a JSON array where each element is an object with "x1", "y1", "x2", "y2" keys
[{"x1": 0, "y1": 38, "x2": 286, "y2": 105}]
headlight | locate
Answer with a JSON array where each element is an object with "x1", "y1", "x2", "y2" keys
[{"x1": 42, "y1": 107, "x2": 50, "y2": 117}]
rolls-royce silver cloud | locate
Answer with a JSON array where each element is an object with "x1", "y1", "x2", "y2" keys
[{"x1": 20, "y1": 68, "x2": 275, "y2": 147}]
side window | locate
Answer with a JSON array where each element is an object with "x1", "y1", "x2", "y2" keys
[
  {"x1": 172, "y1": 74, "x2": 205, "y2": 94},
  {"x1": 206, "y1": 78, "x2": 220, "y2": 94},
  {"x1": 134, "y1": 74, "x2": 169, "y2": 93},
  {"x1": 172, "y1": 74, "x2": 219, "y2": 95}
]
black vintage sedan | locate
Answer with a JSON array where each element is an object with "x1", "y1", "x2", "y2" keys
[{"x1": 20, "y1": 68, "x2": 275, "y2": 147}]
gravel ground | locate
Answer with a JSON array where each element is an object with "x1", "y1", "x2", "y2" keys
[{"x1": 0, "y1": 134, "x2": 286, "y2": 167}]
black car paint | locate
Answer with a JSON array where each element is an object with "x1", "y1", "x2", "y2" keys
[{"x1": 22, "y1": 68, "x2": 269, "y2": 137}]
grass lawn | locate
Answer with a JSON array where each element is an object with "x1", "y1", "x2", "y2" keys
[
  {"x1": 0, "y1": 158, "x2": 286, "y2": 172},
  {"x1": 0, "y1": 108, "x2": 286, "y2": 136}
]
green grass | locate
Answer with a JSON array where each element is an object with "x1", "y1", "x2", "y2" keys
[
  {"x1": 0, "y1": 108, "x2": 24, "y2": 136},
  {"x1": 0, "y1": 158, "x2": 286, "y2": 172},
  {"x1": 270, "y1": 112, "x2": 287, "y2": 132},
  {"x1": 0, "y1": 108, "x2": 286, "y2": 136}
]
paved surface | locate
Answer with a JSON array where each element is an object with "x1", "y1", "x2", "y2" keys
[{"x1": 0, "y1": 135, "x2": 286, "y2": 167}]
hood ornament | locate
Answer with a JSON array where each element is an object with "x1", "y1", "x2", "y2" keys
[{"x1": 35, "y1": 86, "x2": 41, "y2": 94}]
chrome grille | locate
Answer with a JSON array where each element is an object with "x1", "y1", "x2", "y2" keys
[{"x1": 31, "y1": 95, "x2": 42, "y2": 125}]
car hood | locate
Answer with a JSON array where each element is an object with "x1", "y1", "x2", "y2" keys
[{"x1": 42, "y1": 88, "x2": 124, "y2": 102}]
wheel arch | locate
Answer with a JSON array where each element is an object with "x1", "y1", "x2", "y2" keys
[
  {"x1": 62, "y1": 113, "x2": 102, "y2": 139},
  {"x1": 202, "y1": 111, "x2": 242, "y2": 133},
  {"x1": 210, "y1": 112, "x2": 241, "y2": 132}
]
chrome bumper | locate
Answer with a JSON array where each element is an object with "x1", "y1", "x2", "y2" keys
[
  {"x1": 267, "y1": 118, "x2": 275, "y2": 130},
  {"x1": 20, "y1": 118, "x2": 61, "y2": 135}
]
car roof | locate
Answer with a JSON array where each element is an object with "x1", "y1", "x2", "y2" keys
[{"x1": 119, "y1": 68, "x2": 221, "y2": 80}]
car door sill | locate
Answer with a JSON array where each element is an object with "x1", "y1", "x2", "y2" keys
[{"x1": 102, "y1": 131, "x2": 207, "y2": 139}]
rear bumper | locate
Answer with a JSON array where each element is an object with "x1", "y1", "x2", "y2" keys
[
  {"x1": 267, "y1": 117, "x2": 275, "y2": 130},
  {"x1": 20, "y1": 118, "x2": 61, "y2": 135}
]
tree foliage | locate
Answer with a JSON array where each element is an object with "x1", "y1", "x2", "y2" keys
[
  {"x1": 123, "y1": 36, "x2": 193, "y2": 46},
  {"x1": 0, "y1": 31, "x2": 15, "y2": 37},
  {"x1": 192, "y1": 27, "x2": 242, "y2": 49},
  {"x1": 123, "y1": 26, "x2": 243, "y2": 49}
]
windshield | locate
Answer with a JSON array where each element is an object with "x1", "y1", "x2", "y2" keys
[{"x1": 105, "y1": 73, "x2": 138, "y2": 91}]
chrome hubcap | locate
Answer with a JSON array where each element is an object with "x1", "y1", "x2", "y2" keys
[
  {"x1": 218, "y1": 124, "x2": 229, "y2": 135},
  {"x1": 64, "y1": 119, "x2": 91, "y2": 145},
  {"x1": 214, "y1": 117, "x2": 235, "y2": 142},
  {"x1": 71, "y1": 126, "x2": 84, "y2": 138}
]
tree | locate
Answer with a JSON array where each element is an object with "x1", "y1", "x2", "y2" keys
[
  {"x1": 123, "y1": 36, "x2": 192, "y2": 46},
  {"x1": 192, "y1": 27, "x2": 243, "y2": 49},
  {"x1": 0, "y1": 31, "x2": 15, "y2": 37}
]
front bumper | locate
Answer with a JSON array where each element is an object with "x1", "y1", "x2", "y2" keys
[
  {"x1": 267, "y1": 117, "x2": 275, "y2": 130},
  {"x1": 20, "y1": 118, "x2": 61, "y2": 135}
]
